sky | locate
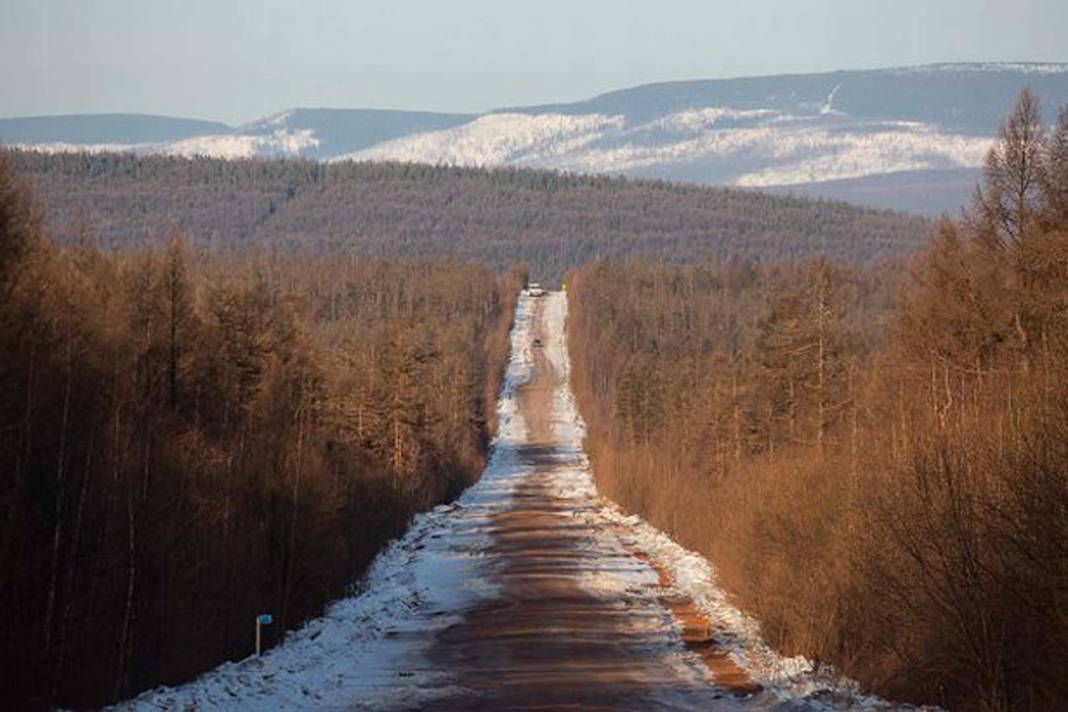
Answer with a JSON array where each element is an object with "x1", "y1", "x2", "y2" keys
[{"x1": 3, "y1": 0, "x2": 1067, "y2": 124}]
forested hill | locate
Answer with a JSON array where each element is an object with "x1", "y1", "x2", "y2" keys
[{"x1": 8, "y1": 151, "x2": 930, "y2": 280}]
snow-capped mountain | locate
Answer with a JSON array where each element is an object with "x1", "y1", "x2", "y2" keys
[
  {"x1": 5, "y1": 63, "x2": 1068, "y2": 214},
  {"x1": 0, "y1": 109, "x2": 474, "y2": 161}
]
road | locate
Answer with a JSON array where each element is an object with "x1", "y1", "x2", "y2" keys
[
  {"x1": 416, "y1": 293, "x2": 758, "y2": 709},
  {"x1": 120, "y1": 291, "x2": 867, "y2": 711}
]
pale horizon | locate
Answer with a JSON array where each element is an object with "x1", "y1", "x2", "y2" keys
[{"x1": 3, "y1": 0, "x2": 1068, "y2": 124}]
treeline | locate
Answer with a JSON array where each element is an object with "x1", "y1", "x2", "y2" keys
[
  {"x1": 0, "y1": 154, "x2": 522, "y2": 709},
  {"x1": 567, "y1": 90, "x2": 1068, "y2": 710},
  {"x1": 7, "y1": 151, "x2": 931, "y2": 282}
]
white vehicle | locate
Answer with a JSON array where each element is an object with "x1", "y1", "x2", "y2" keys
[{"x1": 527, "y1": 282, "x2": 546, "y2": 297}]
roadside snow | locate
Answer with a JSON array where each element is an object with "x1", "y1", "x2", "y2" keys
[
  {"x1": 538, "y1": 291, "x2": 925, "y2": 711},
  {"x1": 112, "y1": 298, "x2": 536, "y2": 711}
]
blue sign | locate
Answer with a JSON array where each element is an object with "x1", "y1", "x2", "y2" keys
[{"x1": 256, "y1": 614, "x2": 273, "y2": 625}]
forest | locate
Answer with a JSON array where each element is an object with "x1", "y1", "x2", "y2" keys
[
  {"x1": 0, "y1": 152, "x2": 522, "y2": 708},
  {"x1": 567, "y1": 90, "x2": 1068, "y2": 710},
  {"x1": 7, "y1": 150, "x2": 930, "y2": 281},
  {"x1": 2, "y1": 90, "x2": 1065, "y2": 711}
]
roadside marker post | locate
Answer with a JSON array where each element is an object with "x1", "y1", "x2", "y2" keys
[{"x1": 255, "y1": 613, "x2": 273, "y2": 657}]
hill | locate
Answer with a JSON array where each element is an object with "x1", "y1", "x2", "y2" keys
[
  {"x1": 8, "y1": 150, "x2": 931, "y2": 281},
  {"x1": 0, "y1": 113, "x2": 231, "y2": 146}
]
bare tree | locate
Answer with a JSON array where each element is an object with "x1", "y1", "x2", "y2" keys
[
  {"x1": 977, "y1": 88, "x2": 1045, "y2": 248},
  {"x1": 162, "y1": 231, "x2": 192, "y2": 410}
]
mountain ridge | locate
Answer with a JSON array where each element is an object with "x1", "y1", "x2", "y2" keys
[{"x1": 5, "y1": 62, "x2": 1068, "y2": 214}]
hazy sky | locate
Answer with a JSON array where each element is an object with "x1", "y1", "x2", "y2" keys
[{"x1": 3, "y1": 0, "x2": 1067, "y2": 124}]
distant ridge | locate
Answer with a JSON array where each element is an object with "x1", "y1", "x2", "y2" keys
[
  {"x1": 504, "y1": 62, "x2": 1068, "y2": 132},
  {"x1": 237, "y1": 108, "x2": 476, "y2": 159},
  {"x1": 0, "y1": 113, "x2": 232, "y2": 146},
  {"x1": 5, "y1": 63, "x2": 1068, "y2": 214}
]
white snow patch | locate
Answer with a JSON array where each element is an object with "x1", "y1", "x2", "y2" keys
[
  {"x1": 556, "y1": 120, "x2": 990, "y2": 186},
  {"x1": 893, "y1": 62, "x2": 1068, "y2": 75},
  {"x1": 821, "y1": 84, "x2": 846, "y2": 117},
  {"x1": 163, "y1": 129, "x2": 319, "y2": 159},
  {"x1": 9, "y1": 128, "x2": 319, "y2": 161},
  {"x1": 649, "y1": 107, "x2": 782, "y2": 133},
  {"x1": 336, "y1": 112, "x2": 625, "y2": 167},
  {"x1": 729, "y1": 126, "x2": 992, "y2": 186},
  {"x1": 8, "y1": 141, "x2": 153, "y2": 155},
  {"x1": 256, "y1": 110, "x2": 296, "y2": 128}
]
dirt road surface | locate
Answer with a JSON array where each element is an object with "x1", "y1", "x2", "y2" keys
[{"x1": 420, "y1": 296, "x2": 758, "y2": 710}]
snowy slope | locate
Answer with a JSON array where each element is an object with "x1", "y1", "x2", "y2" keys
[
  {"x1": 238, "y1": 108, "x2": 475, "y2": 159},
  {"x1": 344, "y1": 109, "x2": 992, "y2": 189},
  {"x1": 7, "y1": 63, "x2": 1068, "y2": 212}
]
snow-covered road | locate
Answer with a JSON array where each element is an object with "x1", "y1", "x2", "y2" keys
[{"x1": 115, "y1": 292, "x2": 909, "y2": 711}]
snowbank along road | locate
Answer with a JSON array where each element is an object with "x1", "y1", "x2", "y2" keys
[{"x1": 116, "y1": 292, "x2": 916, "y2": 711}]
